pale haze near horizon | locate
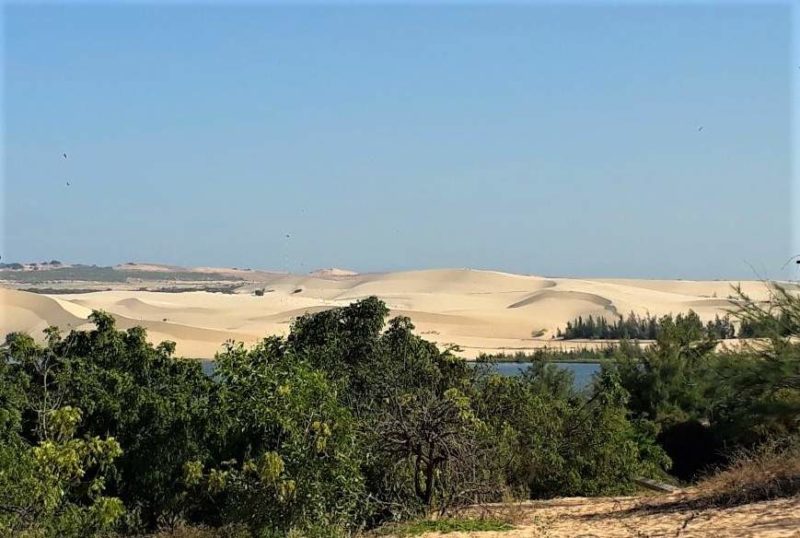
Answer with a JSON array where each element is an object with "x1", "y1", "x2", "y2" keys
[{"x1": 2, "y1": 3, "x2": 794, "y2": 280}]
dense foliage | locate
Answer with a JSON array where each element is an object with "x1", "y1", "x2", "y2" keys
[
  {"x1": 611, "y1": 285, "x2": 800, "y2": 480},
  {"x1": 557, "y1": 310, "x2": 736, "y2": 340},
  {"x1": 1, "y1": 284, "x2": 798, "y2": 536},
  {"x1": 476, "y1": 346, "x2": 627, "y2": 363},
  {"x1": 0, "y1": 265, "x2": 243, "y2": 283}
]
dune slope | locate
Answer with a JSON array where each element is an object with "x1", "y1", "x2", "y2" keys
[{"x1": 0, "y1": 269, "x2": 780, "y2": 358}]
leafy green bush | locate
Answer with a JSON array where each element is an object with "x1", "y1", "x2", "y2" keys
[
  {"x1": 611, "y1": 284, "x2": 800, "y2": 480},
  {"x1": 202, "y1": 339, "x2": 365, "y2": 536},
  {"x1": 2, "y1": 314, "x2": 222, "y2": 531},
  {"x1": 0, "y1": 398, "x2": 124, "y2": 537},
  {"x1": 475, "y1": 364, "x2": 668, "y2": 498}
]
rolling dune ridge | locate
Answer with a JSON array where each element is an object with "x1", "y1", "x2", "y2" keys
[{"x1": 0, "y1": 268, "x2": 783, "y2": 358}]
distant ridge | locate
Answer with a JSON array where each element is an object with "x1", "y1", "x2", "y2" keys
[
  {"x1": 114, "y1": 262, "x2": 185, "y2": 272},
  {"x1": 308, "y1": 268, "x2": 358, "y2": 277}
]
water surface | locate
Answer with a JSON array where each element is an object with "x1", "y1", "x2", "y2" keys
[{"x1": 485, "y1": 361, "x2": 601, "y2": 389}]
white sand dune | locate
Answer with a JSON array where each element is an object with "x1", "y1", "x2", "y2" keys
[
  {"x1": 0, "y1": 289, "x2": 91, "y2": 336},
  {"x1": 0, "y1": 269, "x2": 783, "y2": 359},
  {"x1": 308, "y1": 267, "x2": 359, "y2": 277}
]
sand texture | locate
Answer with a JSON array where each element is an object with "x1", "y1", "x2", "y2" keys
[{"x1": 0, "y1": 267, "x2": 783, "y2": 358}]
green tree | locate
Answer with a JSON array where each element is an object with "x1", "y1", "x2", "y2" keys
[
  {"x1": 204, "y1": 339, "x2": 365, "y2": 537},
  {"x1": 0, "y1": 407, "x2": 124, "y2": 537},
  {"x1": 475, "y1": 365, "x2": 668, "y2": 498},
  {"x1": 711, "y1": 285, "x2": 800, "y2": 446},
  {"x1": 3, "y1": 313, "x2": 222, "y2": 530},
  {"x1": 0, "y1": 334, "x2": 124, "y2": 536}
]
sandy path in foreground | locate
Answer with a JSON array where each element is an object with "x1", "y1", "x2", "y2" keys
[{"x1": 416, "y1": 494, "x2": 800, "y2": 537}]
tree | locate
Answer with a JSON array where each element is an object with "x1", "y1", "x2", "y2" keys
[
  {"x1": 3, "y1": 313, "x2": 223, "y2": 530},
  {"x1": 0, "y1": 333, "x2": 124, "y2": 537},
  {"x1": 474, "y1": 364, "x2": 668, "y2": 499},
  {"x1": 288, "y1": 302, "x2": 506, "y2": 519},
  {"x1": 199, "y1": 339, "x2": 365, "y2": 537},
  {"x1": 289, "y1": 296, "x2": 389, "y2": 404},
  {"x1": 373, "y1": 386, "x2": 502, "y2": 515},
  {"x1": 711, "y1": 285, "x2": 800, "y2": 446},
  {"x1": 558, "y1": 310, "x2": 731, "y2": 341}
]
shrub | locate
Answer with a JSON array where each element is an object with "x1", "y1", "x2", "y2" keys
[
  {"x1": 697, "y1": 439, "x2": 800, "y2": 506},
  {"x1": 0, "y1": 405, "x2": 124, "y2": 537},
  {"x1": 205, "y1": 340, "x2": 366, "y2": 536}
]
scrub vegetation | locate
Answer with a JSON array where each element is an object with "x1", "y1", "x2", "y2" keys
[{"x1": 1, "y1": 284, "x2": 798, "y2": 536}]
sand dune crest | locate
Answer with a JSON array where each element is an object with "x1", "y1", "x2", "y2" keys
[{"x1": 0, "y1": 269, "x2": 779, "y2": 358}]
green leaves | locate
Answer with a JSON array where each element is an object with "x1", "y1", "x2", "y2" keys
[
  {"x1": 257, "y1": 452, "x2": 285, "y2": 484},
  {"x1": 212, "y1": 338, "x2": 365, "y2": 535},
  {"x1": 8, "y1": 290, "x2": 795, "y2": 535},
  {"x1": 1, "y1": 311, "x2": 223, "y2": 530},
  {"x1": 46, "y1": 406, "x2": 82, "y2": 442},
  {"x1": 0, "y1": 405, "x2": 124, "y2": 537},
  {"x1": 473, "y1": 366, "x2": 669, "y2": 499}
]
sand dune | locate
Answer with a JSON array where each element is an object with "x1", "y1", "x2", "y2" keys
[
  {"x1": 0, "y1": 269, "x2": 781, "y2": 359},
  {"x1": 308, "y1": 267, "x2": 359, "y2": 277},
  {"x1": 0, "y1": 289, "x2": 91, "y2": 336}
]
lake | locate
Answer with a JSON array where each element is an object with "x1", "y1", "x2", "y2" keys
[
  {"x1": 482, "y1": 361, "x2": 601, "y2": 389},
  {"x1": 200, "y1": 360, "x2": 601, "y2": 389}
]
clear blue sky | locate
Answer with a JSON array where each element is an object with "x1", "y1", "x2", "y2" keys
[{"x1": 2, "y1": 2, "x2": 795, "y2": 279}]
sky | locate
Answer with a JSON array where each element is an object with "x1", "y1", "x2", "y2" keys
[{"x1": 2, "y1": 2, "x2": 796, "y2": 279}]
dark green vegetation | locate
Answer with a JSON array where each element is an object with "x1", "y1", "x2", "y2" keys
[
  {"x1": 1, "y1": 285, "x2": 798, "y2": 536},
  {"x1": 135, "y1": 284, "x2": 244, "y2": 294},
  {"x1": 558, "y1": 310, "x2": 737, "y2": 340},
  {"x1": 612, "y1": 286, "x2": 800, "y2": 481},
  {"x1": 0, "y1": 265, "x2": 243, "y2": 283},
  {"x1": 476, "y1": 347, "x2": 622, "y2": 364},
  {"x1": 21, "y1": 287, "x2": 114, "y2": 294},
  {"x1": 20, "y1": 284, "x2": 243, "y2": 295}
]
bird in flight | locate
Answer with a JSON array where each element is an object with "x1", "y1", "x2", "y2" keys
[
  {"x1": 62, "y1": 153, "x2": 68, "y2": 159},
  {"x1": 66, "y1": 181, "x2": 70, "y2": 187},
  {"x1": 698, "y1": 126, "x2": 703, "y2": 132},
  {"x1": 780, "y1": 255, "x2": 800, "y2": 269}
]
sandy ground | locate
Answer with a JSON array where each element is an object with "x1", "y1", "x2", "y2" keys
[
  {"x1": 0, "y1": 267, "x2": 784, "y2": 358},
  {"x1": 412, "y1": 494, "x2": 800, "y2": 537}
]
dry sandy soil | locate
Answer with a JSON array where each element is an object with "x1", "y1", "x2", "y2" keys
[
  {"x1": 407, "y1": 493, "x2": 800, "y2": 537},
  {"x1": 0, "y1": 265, "x2": 785, "y2": 358}
]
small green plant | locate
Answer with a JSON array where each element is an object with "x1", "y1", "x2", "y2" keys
[{"x1": 378, "y1": 517, "x2": 513, "y2": 536}]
